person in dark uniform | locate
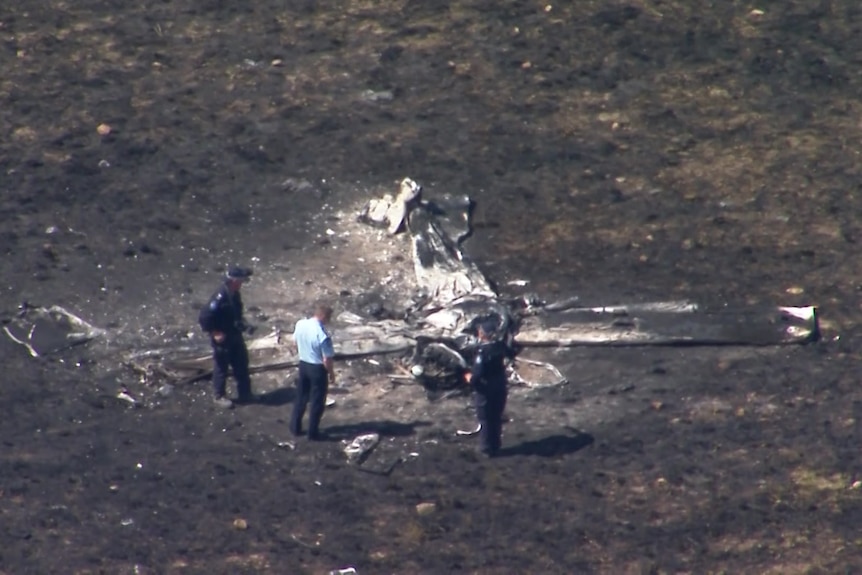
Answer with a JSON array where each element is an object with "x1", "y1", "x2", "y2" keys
[
  {"x1": 464, "y1": 318, "x2": 511, "y2": 457},
  {"x1": 289, "y1": 304, "x2": 335, "y2": 440},
  {"x1": 198, "y1": 266, "x2": 255, "y2": 409}
]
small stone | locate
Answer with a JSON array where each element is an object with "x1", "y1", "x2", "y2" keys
[
  {"x1": 749, "y1": 9, "x2": 765, "y2": 17},
  {"x1": 416, "y1": 502, "x2": 436, "y2": 516},
  {"x1": 233, "y1": 518, "x2": 248, "y2": 530},
  {"x1": 786, "y1": 286, "x2": 804, "y2": 295},
  {"x1": 521, "y1": 61, "x2": 532, "y2": 69},
  {"x1": 650, "y1": 401, "x2": 663, "y2": 411},
  {"x1": 851, "y1": 480, "x2": 861, "y2": 490},
  {"x1": 97, "y1": 123, "x2": 112, "y2": 136},
  {"x1": 271, "y1": 58, "x2": 283, "y2": 67}
]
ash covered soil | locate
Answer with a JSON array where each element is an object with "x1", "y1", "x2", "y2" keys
[{"x1": 2, "y1": 1, "x2": 862, "y2": 573}]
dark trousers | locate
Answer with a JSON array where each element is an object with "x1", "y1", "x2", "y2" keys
[
  {"x1": 290, "y1": 361, "x2": 329, "y2": 438},
  {"x1": 475, "y1": 382, "x2": 507, "y2": 455},
  {"x1": 212, "y1": 339, "x2": 251, "y2": 399}
]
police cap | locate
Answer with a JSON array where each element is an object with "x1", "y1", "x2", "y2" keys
[{"x1": 226, "y1": 266, "x2": 253, "y2": 281}]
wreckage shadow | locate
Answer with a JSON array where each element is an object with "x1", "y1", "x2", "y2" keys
[
  {"x1": 323, "y1": 419, "x2": 432, "y2": 442},
  {"x1": 499, "y1": 430, "x2": 594, "y2": 458},
  {"x1": 256, "y1": 387, "x2": 296, "y2": 407}
]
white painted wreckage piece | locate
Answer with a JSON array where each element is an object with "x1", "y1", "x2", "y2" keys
[{"x1": 515, "y1": 303, "x2": 818, "y2": 347}]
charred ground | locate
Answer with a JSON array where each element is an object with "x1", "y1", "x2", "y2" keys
[{"x1": 2, "y1": 1, "x2": 862, "y2": 574}]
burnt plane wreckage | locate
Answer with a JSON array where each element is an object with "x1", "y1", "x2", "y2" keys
[
  {"x1": 4, "y1": 179, "x2": 819, "y2": 392},
  {"x1": 155, "y1": 178, "x2": 817, "y2": 391}
]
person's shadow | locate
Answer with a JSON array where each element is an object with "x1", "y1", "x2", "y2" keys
[
  {"x1": 256, "y1": 387, "x2": 295, "y2": 407},
  {"x1": 498, "y1": 428, "x2": 594, "y2": 458},
  {"x1": 320, "y1": 419, "x2": 433, "y2": 442}
]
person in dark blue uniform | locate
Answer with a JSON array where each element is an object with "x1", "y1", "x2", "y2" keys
[
  {"x1": 464, "y1": 318, "x2": 511, "y2": 457},
  {"x1": 198, "y1": 266, "x2": 255, "y2": 409}
]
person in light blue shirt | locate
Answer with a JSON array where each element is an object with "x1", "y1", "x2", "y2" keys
[{"x1": 290, "y1": 304, "x2": 335, "y2": 440}]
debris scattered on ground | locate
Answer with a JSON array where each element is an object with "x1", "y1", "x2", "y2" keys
[
  {"x1": 360, "y1": 88, "x2": 394, "y2": 103},
  {"x1": 508, "y1": 358, "x2": 568, "y2": 388},
  {"x1": 343, "y1": 433, "x2": 380, "y2": 463},
  {"x1": 456, "y1": 424, "x2": 482, "y2": 436},
  {"x1": 3, "y1": 304, "x2": 105, "y2": 357},
  {"x1": 290, "y1": 532, "x2": 324, "y2": 549},
  {"x1": 116, "y1": 386, "x2": 139, "y2": 407},
  {"x1": 415, "y1": 502, "x2": 437, "y2": 516}
]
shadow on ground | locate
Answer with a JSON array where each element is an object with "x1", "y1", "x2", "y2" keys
[
  {"x1": 500, "y1": 429, "x2": 595, "y2": 458},
  {"x1": 256, "y1": 386, "x2": 296, "y2": 406},
  {"x1": 323, "y1": 419, "x2": 433, "y2": 441}
]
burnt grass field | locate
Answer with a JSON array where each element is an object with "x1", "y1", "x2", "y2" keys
[{"x1": 2, "y1": 1, "x2": 862, "y2": 573}]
